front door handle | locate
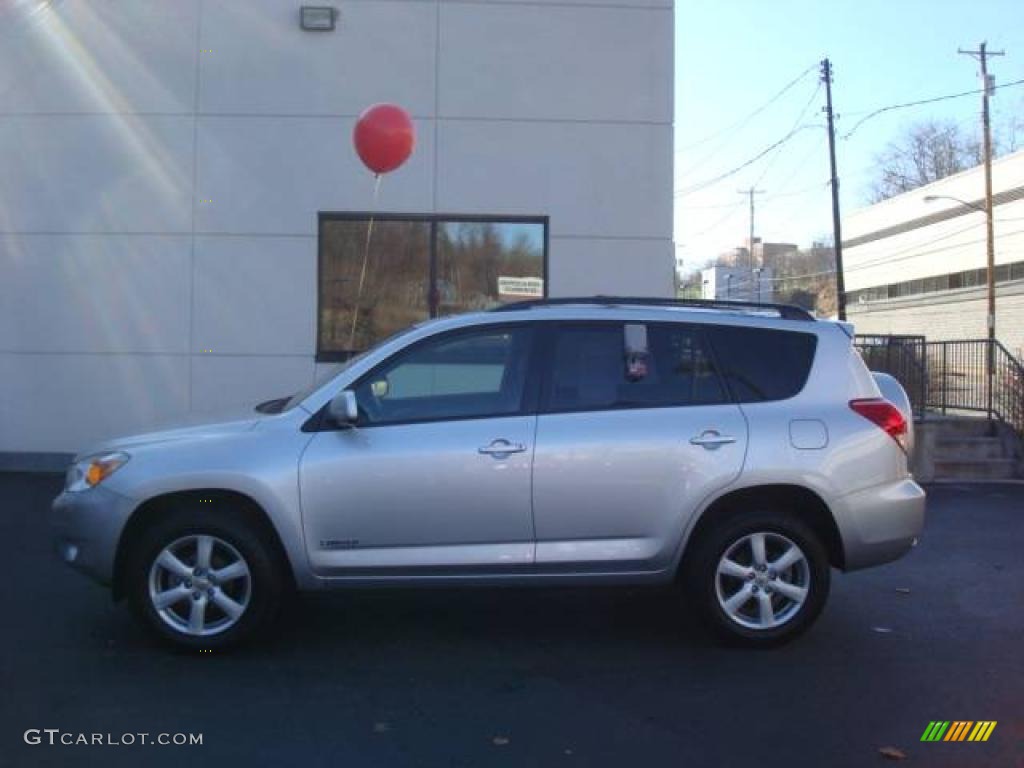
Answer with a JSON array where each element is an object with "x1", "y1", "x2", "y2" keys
[
  {"x1": 478, "y1": 439, "x2": 526, "y2": 456},
  {"x1": 689, "y1": 430, "x2": 737, "y2": 450}
]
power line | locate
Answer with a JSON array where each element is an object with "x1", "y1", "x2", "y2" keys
[
  {"x1": 678, "y1": 68, "x2": 822, "y2": 180},
  {"x1": 841, "y1": 76, "x2": 1024, "y2": 140},
  {"x1": 675, "y1": 123, "x2": 823, "y2": 198},
  {"x1": 679, "y1": 182, "x2": 829, "y2": 210},
  {"x1": 679, "y1": 137, "x2": 830, "y2": 263},
  {"x1": 676, "y1": 62, "x2": 818, "y2": 154},
  {"x1": 682, "y1": 201, "x2": 747, "y2": 239},
  {"x1": 751, "y1": 82, "x2": 823, "y2": 188}
]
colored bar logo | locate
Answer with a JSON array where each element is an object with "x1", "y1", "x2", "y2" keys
[{"x1": 921, "y1": 721, "x2": 997, "y2": 742}]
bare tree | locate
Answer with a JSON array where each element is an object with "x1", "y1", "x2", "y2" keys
[
  {"x1": 1005, "y1": 112, "x2": 1023, "y2": 154},
  {"x1": 869, "y1": 120, "x2": 986, "y2": 202}
]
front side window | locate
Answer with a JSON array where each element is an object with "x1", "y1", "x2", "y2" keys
[
  {"x1": 353, "y1": 327, "x2": 534, "y2": 425},
  {"x1": 318, "y1": 214, "x2": 547, "y2": 361},
  {"x1": 546, "y1": 323, "x2": 726, "y2": 412}
]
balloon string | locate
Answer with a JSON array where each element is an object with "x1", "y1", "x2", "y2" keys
[{"x1": 347, "y1": 174, "x2": 383, "y2": 354}]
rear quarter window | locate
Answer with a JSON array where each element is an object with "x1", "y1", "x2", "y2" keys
[{"x1": 705, "y1": 325, "x2": 817, "y2": 402}]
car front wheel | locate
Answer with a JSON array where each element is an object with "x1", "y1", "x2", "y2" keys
[{"x1": 126, "y1": 507, "x2": 284, "y2": 650}]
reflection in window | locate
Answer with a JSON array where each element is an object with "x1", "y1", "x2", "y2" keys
[
  {"x1": 318, "y1": 219, "x2": 430, "y2": 357},
  {"x1": 547, "y1": 324, "x2": 726, "y2": 412},
  {"x1": 437, "y1": 222, "x2": 545, "y2": 315},
  {"x1": 353, "y1": 328, "x2": 533, "y2": 424},
  {"x1": 318, "y1": 215, "x2": 546, "y2": 360}
]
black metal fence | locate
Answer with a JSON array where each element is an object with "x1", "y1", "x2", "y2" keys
[
  {"x1": 925, "y1": 340, "x2": 1024, "y2": 435},
  {"x1": 853, "y1": 335, "x2": 927, "y2": 419},
  {"x1": 854, "y1": 334, "x2": 1024, "y2": 436}
]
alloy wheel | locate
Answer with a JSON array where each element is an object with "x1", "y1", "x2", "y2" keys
[
  {"x1": 714, "y1": 531, "x2": 810, "y2": 630},
  {"x1": 147, "y1": 534, "x2": 252, "y2": 637}
]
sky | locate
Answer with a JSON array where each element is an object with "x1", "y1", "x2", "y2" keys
[{"x1": 674, "y1": 0, "x2": 1024, "y2": 273}]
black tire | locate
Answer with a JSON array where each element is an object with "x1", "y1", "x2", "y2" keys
[
  {"x1": 125, "y1": 504, "x2": 285, "y2": 651},
  {"x1": 684, "y1": 510, "x2": 831, "y2": 648}
]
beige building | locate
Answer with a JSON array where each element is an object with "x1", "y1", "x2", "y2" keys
[{"x1": 843, "y1": 149, "x2": 1024, "y2": 357}]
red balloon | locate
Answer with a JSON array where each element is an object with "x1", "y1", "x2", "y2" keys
[{"x1": 353, "y1": 103, "x2": 416, "y2": 175}]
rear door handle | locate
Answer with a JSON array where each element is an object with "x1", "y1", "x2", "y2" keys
[
  {"x1": 478, "y1": 439, "x2": 527, "y2": 456},
  {"x1": 689, "y1": 430, "x2": 737, "y2": 450}
]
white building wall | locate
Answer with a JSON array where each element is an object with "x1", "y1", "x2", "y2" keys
[
  {"x1": 843, "y1": 150, "x2": 1024, "y2": 292},
  {"x1": 843, "y1": 149, "x2": 1024, "y2": 352},
  {"x1": 845, "y1": 285, "x2": 1024, "y2": 359},
  {"x1": 0, "y1": 0, "x2": 674, "y2": 455}
]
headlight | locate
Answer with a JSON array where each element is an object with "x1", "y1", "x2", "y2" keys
[{"x1": 65, "y1": 452, "x2": 130, "y2": 493}]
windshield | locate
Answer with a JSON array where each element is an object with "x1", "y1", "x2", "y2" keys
[{"x1": 279, "y1": 323, "x2": 429, "y2": 411}]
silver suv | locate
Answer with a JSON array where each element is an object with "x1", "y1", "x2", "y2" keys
[{"x1": 51, "y1": 298, "x2": 925, "y2": 649}]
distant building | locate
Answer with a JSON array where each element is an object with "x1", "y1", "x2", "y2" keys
[
  {"x1": 754, "y1": 240, "x2": 799, "y2": 272},
  {"x1": 717, "y1": 239, "x2": 798, "y2": 271},
  {"x1": 717, "y1": 245, "x2": 751, "y2": 269},
  {"x1": 701, "y1": 265, "x2": 774, "y2": 303},
  {"x1": 843, "y1": 149, "x2": 1024, "y2": 356}
]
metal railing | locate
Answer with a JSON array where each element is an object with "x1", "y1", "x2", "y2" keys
[
  {"x1": 854, "y1": 335, "x2": 927, "y2": 419},
  {"x1": 925, "y1": 339, "x2": 1024, "y2": 436},
  {"x1": 855, "y1": 334, "x2": 1024, "y2": 435}
]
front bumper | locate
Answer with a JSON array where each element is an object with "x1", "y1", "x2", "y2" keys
[
  {"x1": 837, "y1": 477, "x2": 926, "y2": 571},
  {"x1": 50, "y1": 486, "x2": 137, "y2": 586}
]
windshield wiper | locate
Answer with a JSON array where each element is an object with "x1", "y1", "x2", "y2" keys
[{"x1": 254, "y1": 396, "x2": 289, "y2": 414}]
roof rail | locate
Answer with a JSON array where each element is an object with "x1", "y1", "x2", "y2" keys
[{"x1": 490, "y1": 296, "x2": 816, "y2": 322}]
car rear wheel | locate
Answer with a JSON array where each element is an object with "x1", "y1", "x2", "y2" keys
[
  {"x1": 685, "y1": 510, "x2": 830, "y2": 647},
  {"x1": 126, "y1": 506, "x2": 284, "y2": 650}
]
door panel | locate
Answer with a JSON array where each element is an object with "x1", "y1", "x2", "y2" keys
[
  {"x1": 532, "y1": 321, "x2": 747, "y2": 572},
  {"x1": 298, "y1": 323, "x2": 538, "y2": 576},
  {"x1": 300, "y1": 417, "x2": 536, "y2": 575},
  {"x1": 532, "y1": 405, "x2": 746, "y2": 570}
]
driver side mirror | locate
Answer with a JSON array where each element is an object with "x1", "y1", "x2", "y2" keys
[{"x1": 328, "y1": 390, "x2": 359, "y2": 427}]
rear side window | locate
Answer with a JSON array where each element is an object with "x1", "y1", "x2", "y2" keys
[
  {"x1": 546, "y1": 323, "x2": 726, "y2": 412},
  {"x1": 705, "y1": 325, "x2": 817, "y2": 402}
]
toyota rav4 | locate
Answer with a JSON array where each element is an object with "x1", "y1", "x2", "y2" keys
[{"x1": 51, "y1": 297, "x2": 925, "y2": 649}]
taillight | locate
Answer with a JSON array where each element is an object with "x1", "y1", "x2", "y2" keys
[{"x1": 850, "y1": 398, "x2": 908, "y2": 452}]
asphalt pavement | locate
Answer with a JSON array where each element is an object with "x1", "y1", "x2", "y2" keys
[{"x1": 1, "y1": 473, "x2": 1022, "y2": 768}]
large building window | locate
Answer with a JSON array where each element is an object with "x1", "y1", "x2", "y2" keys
[
  {"x1": 848, "y1": 258, "x2": 1024, "y2": 307},
  {"x1": 317, "y1": 213, "x2": 547, "y2": 361}
]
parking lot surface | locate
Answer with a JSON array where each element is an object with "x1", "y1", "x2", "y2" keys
[{"x1": 2, "y1": 473, "x2": 1022, "y2": 767}]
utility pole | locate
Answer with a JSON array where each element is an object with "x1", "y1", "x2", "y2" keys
[
  {"x1": 738, "y1": 187, "x2": 765, "y2": 275},
  {"x1": 959, "y1": 42, "x2": 1004, "y2": 423},
  {"x1": 821, "y1": 58, "x2": 846, "y2": 320}
]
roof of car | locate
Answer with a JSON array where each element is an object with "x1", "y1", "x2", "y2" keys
[{"x1": 488, "y1": 296, "x2": 817, "y2": 323}]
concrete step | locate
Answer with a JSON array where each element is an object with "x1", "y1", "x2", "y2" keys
[
  {"x1": 933, "y1": 437, "x2": 1009, "y2": 462},
  {"x1": 923, "y1": 416, "x2": 997, "y2": 437},
  {"x1": 932, "y1": 459, "x2": 1020, "y2": 481}
]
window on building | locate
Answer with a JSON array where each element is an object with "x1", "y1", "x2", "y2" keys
[
  {"x1": 318, "y1": 214, "x2": 547, "y2": 361},
  {"x1": 847, "y1": 258, "x2": 1024, "y2": 305}
]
